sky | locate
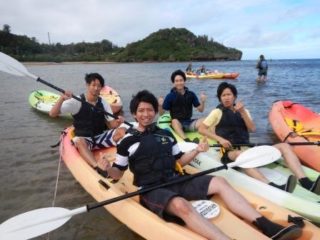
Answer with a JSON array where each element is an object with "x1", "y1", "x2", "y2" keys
[{"x1": 1, "y1": 0, "x2": 319, "y2": 60}]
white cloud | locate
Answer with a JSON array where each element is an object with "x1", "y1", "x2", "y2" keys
[{"x1": 0, "y1": 0, "x2": 319, "y2": 59}]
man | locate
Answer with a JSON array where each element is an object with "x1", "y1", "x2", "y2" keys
[
  {"x1": 49, "y1": 73, "x2": 125, "y2": 176},
  {"x1": 198, "y1": 82, "x2": 320, "y2": 194},
  {"x1": 158, "y1": 69, "x2": 206, "y2": 142},
  {"x1": 256, "y1": 54, "x2": 268, "y2": 82},
  {"x1": 104, "y1": 89, "x2": 301, "y2": 240}
]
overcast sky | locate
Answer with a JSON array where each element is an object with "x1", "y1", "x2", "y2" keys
[{"x1": 1, "y1": 0, "x2": 319, "y2": 60}]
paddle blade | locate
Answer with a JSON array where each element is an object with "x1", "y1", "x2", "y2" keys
[
  {"x1": 0, "y1": 207, "x2": 86, "y2": 240},
  {"x1": 235, "y1": 145, "x2": 281, "y2": 168},
  {"x1": 0, "y1": 52, "x2": 37, "y2": 79},
  {"x1": 178, "y1": 142, "x2": 197, "y2": 152}
]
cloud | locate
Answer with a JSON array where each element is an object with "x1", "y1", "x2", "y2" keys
[{"x1": 0, "y1": 0, "x2": 319, "y2": 59}]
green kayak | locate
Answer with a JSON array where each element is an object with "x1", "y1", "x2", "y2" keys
[{"x1": 28, "y1": 90, "x2": 68, "y2": 116}]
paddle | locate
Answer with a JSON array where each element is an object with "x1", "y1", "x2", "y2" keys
[
  {"x1": 0, "y1": 145, "x2": 280, "y2": 240},
  {"x1": 0, "y1": 52, "x2": 133, "y2": 127}
]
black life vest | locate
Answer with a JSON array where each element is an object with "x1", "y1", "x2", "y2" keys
[
  {"x1": 73, "y1": 94, "x2": 107, "y2": 137},
  {"x1": 128, "y1": 126, "x2": 177, "y2": 187},
  {"x1": 215, "y1": 104, "x2": 249, "y2": 144},
  {"x1": 170, "y1": 87, "x2": 194, "y2": 121}
]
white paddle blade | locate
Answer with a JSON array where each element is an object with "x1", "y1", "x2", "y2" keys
[
  {"x1": 178, "y1": 142, "x2": 197, "y2": 152},
  {"x1": 234, "y1": 146, "x2": 281, "y2": 168},
  {"x1": 0, "y1": 206, "x2": 86, "y2": 240},
  {"x1": 0, "y1": 52, "x2": 37, "y2": 79}
]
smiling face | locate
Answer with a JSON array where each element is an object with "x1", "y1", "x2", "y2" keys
[
  {"x1": 173, "y1": 74, "x2": 186, "y2": 91},
  {"x1": 133, "y1": 101, "x2": 156, "y2": 130},
  {"x1": 220, "y1": 88, "x2": 236, "y2": 108}
]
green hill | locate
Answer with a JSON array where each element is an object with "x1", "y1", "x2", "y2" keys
[
  {"x1": 0, "y1": 26, "x2": 241, "y2": 62},
  {"x1": 110, "y1": 28, "x2": 242, "y2": 62}
]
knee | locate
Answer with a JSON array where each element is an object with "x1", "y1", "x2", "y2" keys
[
  {"x1": 168, "y1": 197, "x2": 193, "y2": 217},
  {"x1": 210, "y1": 176, "x2": 230, "y2": 192},
  {"x1": 113, "y1": 127, "x2": 126, "y2": 142},
  {"x1": 74, "y1": 137, "x2": 88, "y2": 149},
  {"x1": 213, "y1": 176, "x2": 229, "y2": 186},
  {"x1": 171, "y1": 119, "x2": 179, "y2": 127}
]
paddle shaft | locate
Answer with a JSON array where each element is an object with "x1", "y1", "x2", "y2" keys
[
  {"x1": 87, "y1": 164, "x2": 229, "y2": 211},
  {"x1": 36, "y1": 77, "x2": 133, "y2": 127},
  {"x1": 209, "y1": 141, "x2": 320, "y2": 147}
]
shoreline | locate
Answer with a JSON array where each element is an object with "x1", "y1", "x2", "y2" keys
[{"x1": 23, "y1": 61, "x2": 117, "y2": 65}]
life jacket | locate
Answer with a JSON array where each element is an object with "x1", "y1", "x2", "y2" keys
[
  {"x1": 127, "y1": 125, "x2": 177, "y2": 187},
  {"x1": 170, "y1": 87, "x2": 194, "y2": 121},
  {"x1": 73, "y1": 94, "x2": 107, "y2": 137},
  {"x1": 215, "y1": 104, "x2": 249, "y2": 144},
  {"x1": 259, "y1": 60, "x2": 268, "y2": 70}
]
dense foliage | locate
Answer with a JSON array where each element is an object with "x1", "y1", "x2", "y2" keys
[
  {"x1": 0, "y1": 26, "x2": 242, "y2": 62},
  {"x1": 113, "y1": 28, "x2": 242, "y2": 62}
]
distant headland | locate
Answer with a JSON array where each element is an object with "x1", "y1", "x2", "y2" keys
[{"x1": 0, "y1": 25, "x2": 242, "y2": 62}]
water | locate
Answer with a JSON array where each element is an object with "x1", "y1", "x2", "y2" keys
[{"x1": 0, "y1": 59, "x2": 320, "y2": 239}]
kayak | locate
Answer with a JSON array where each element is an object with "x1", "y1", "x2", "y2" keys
[
  {"x1": 269, "y1": 100, "x2": 320, "y2": 172},
  {"x1": 28, "y1": 90, "x2": 61, "y2": 115},
  {"x1": 99, "y1": 85, "x2": 123, "y2": 115},
  {"x1": 157, "y1": 113, "x2": 217, "y2": 145},
  {"x1": 222, "y1": 72, "x2": 240, "y2": 79},
  {"x1": 185, "y1": 164, "x2": 320, "y2": 239},
  {"x1": 60, "y1": 127, "x2": 272, "y2": 239},
  {"x1": 28, "y1": 86, "x2": 123, "y2": 117},
  {"x1": 157, "y1": 113, "x2": 320, "y2": 224},
  {"x1": 186, "y1": 72, "x2": 239, "y2": 80}
]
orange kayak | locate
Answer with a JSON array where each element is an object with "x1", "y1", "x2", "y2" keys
[
  {"x1": 269, "y1": 100, "x2": 320, "y2": 171},
  {"x1": 222, "y1": 72, "x2": 239, "y2": 79}
]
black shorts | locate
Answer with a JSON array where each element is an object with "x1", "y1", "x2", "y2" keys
[
  {"x1": 258, "y1": 69, "x2": 268, "y2": 76},
  {"x1": 139, "y1": 175, "x2": 213, "y2": 224}
]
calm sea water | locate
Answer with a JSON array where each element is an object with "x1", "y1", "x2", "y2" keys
[{"x1": 0, "y1": 59, "x2": 320, "y2": 239}]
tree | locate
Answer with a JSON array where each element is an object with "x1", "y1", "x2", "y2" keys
[{"x1": 3, "y1": 24, "x2": 11, "y2": 33}]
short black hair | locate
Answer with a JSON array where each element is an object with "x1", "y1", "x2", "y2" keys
[
  {"x1": 130, "y1": 90, "x2": 158, "y2": 114},
  {"x1": 216, "y1": 82, "x2": 238, "y2": 101},
  {"x1": 85, "y1": 73, "x2": 105, "y2": 87},
  {"x1": 170, "y1": 69, "x2": 186, "y2": 83}
]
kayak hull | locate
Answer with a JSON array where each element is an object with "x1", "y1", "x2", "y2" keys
[
  {"x1": 60, "y1": 127, "x2": 273, "y2": 239},
  {"x1": 186, "y1": 72, "x2": 239, "y2": 80},
  {"x1": 269, "y1": 100, "x2": 320, "y2": 172}
]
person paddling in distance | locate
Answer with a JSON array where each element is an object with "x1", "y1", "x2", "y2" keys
[
  {"x1": 198, "y1": 82, "x2": 320, "y2": 194},
  {"x1": 104, "y1": 90, "x2": 301, "y2": 240},
  {"x1": 49, "y1": 73, "x2": 126, "y2": 176},
  {"x1": 158, "y1": 69, "x2": 206, "y2": 142}
]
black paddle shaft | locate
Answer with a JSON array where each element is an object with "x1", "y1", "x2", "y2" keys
[
  {"x1": 36, "y1": 77, "x2": 133, "y2": 127},
  {"x1": 86, "y1": 164, "x2": 228, "y2": 211}
]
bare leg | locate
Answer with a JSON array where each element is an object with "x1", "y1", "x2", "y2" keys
[
  {"x1": 171, "y1": 119, "x2": 187, "y2": 139},
  {"x1": 207, "y1": 177, "x2": 261, "y2": 222},
  {"x1": 74, "y1": 138, "x2": 98, "y2": 168},
  {"x1": 273, "y1": 143, "x2": 306, "y2": 179},
  {"x1": 112, "y1": 127, "x2": 126, "y2": 142},
  {"x1": 194, "y1": 117, "x2": 205, "y2": 130},
  {"x1": 166, "y1": 197, "x2": 231, "y2": 240}
]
